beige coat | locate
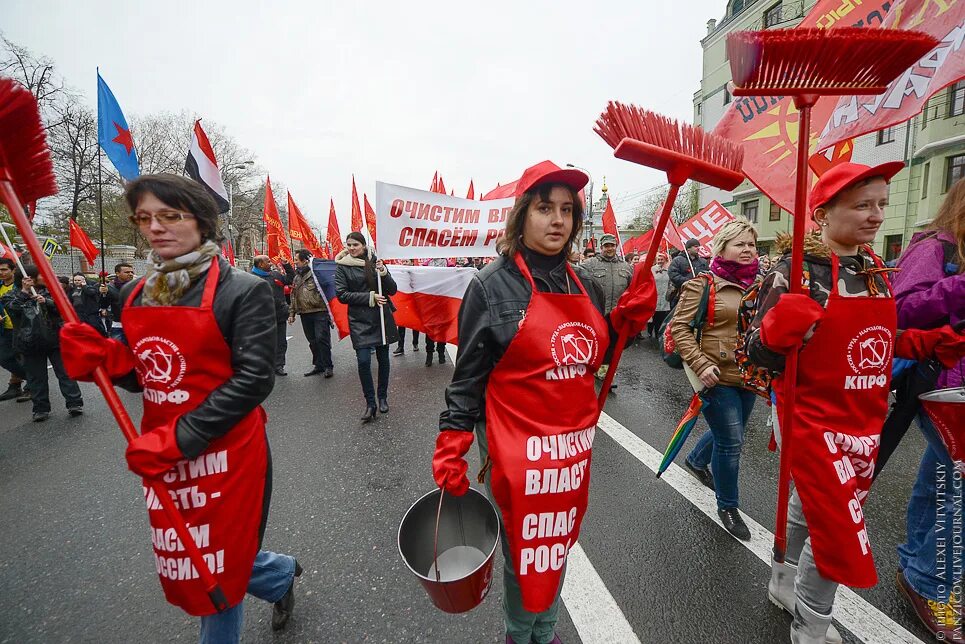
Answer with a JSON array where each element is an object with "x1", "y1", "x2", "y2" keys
[{"x1": 670, "y1": 273, "x2": 745, "y2": 387}]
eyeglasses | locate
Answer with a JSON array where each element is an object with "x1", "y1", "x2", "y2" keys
[{"x1": 128, "y1": 211, "x2": 196, "y2": 227}]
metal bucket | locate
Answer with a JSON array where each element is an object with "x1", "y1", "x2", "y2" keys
[
  {"x1": 398, "y1": 487, "x2": 500, "y2": 613},
  {"x1": 920, "y1": 387, "x2": 965, "y2": 464}
]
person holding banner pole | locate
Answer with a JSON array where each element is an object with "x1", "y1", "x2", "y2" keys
[
  {"x1": 335, "y1": 231, "x2": 399, "y2": 422},
  {"x1": 433, "y1": 160, "x2": 656, "y2": 644}
]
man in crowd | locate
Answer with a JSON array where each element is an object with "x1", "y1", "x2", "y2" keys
[
  {"x1": 583, "y1": 233, "x2": 633, "y2": 381},
  {"x1": 288, "y1": 249, "x2": 334, "y2": 378},
  {"x1": 0, "y1": 257, "x2": 28, "y2": 402},
  {"x1": 668, "y1": 238, "x2": 709, "y2": 307},
  {"x1": 252, "y1": 255, "x2": 294, "y2": 376},
  {"x1": 105, "y1": 262, "x2": 136, "y2": 343}
]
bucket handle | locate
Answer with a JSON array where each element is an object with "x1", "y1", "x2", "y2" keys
[{"x1": 433, "y1": 488, "x2": 445, "y2": 583}]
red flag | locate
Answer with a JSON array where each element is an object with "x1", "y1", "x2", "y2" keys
[
  {"x1": 221, "y1": 241, "x2": 236, "y2": 266},
  {"x1": 819, "y1": 1, "x2": 965, "y2": 153},
  {"x1": 363, "y1": 194, "x2": 377, "y2": 245},
  {"x1": 351, "y1": 175, "x2": 364, "y2": 233},
  {"x1": 437, "y1": 175, "x2": 447, "y2": 195},
  {"x1": 482, "y1": 181, "x2": 518, "y2": 200},
  {"x1": 327, "y1": 199, "x2": 344, "y2": 256},
  {"x1": 601, "y1": 199, "x2": 622, "y2": 253},
  {"x1": 466, "y1": 180, "x2": 475, "y2": 200},
  {"x1": 430, "y1": 171, "x2": 438, "y2": 193},
  {"x1": 69, "y1": 218, "x2": 99, "y2": 265},
  {"x1": 713, "y1": 0, "x2": 891, "y2": 214},
  {"x1": 0, "y1": 242, "x2": 21, "y2": 260},
  {"x1": 262, "y1": 177, "x2": 292, "y2": 264},
  {"x1": 287, "y1": 192, "x2": 324, "y2": 256}
]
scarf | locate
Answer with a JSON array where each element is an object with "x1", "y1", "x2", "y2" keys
[
  {"x1": 710, "y1": 256, "x2": 759, "y2": 288},
  {"x1": 252, "y1": 266, "x2": 271, "y2": 277},
  {"x1": 141, "y1": 240, "x2": 221, "y2": 306}
]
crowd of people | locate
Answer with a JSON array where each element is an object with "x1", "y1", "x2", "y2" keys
[{"x1": 2, "y1": 159, "x2": 963, "y2": 644}]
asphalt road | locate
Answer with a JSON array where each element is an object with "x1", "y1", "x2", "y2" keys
[{"x1": 0, "y1": 330, "x2": 935, "y2": 643}]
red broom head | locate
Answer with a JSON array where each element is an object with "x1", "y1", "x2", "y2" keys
[
  {"x1": 727, "y1": 28, "x2": 940, "y2": 97},
  {"x1": 594, "y1": 102, "x2": 744, "y2": 190},
  {"x1": 0, "y1": 76, "x2": 58, "y2": 203}
]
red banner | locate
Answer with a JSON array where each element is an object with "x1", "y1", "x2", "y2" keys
[
  {"x1": 363, "y1": 194, "x2": 378, "y2": 245},
  {"x1": 351, "y1": 175, "x2": 364, "y2": 233},
  {"x1": 262, "y1": 177, "x2": 292, "y2": 264},
  {"x1": 600, "y1": 199, "x2": 623, "y2": 253},
  {"x1": 713, "y1": 0, "x2": 892, "y2": 213},
  {"x1": 287, "y1": 192, "x2": 324, "y2": 256},
  {"x1": 675, "y1": 201, "x2": 736, "y2": 257},
  {"x1": 819, "y1": 1, "x2": 965, "y2": 152},
  {"x1": 326, "y1": 199, "x2": 344, "y2": 257}
]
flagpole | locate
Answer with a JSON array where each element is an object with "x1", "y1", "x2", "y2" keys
[{"x1": 96, "y1": 134, "x2": 106, "y2": 281}]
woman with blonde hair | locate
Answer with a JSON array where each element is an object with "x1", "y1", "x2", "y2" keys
[{"x1": 674, "y1": 217, "x2": 760, "y2": 541}]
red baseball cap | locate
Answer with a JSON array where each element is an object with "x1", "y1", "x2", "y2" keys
[
  {"x1": 809, "y1": 161, "x2": 904, "y2": 214},
  {"x1": 515, "y1": 160, "x2": 589, "y2": 197}
]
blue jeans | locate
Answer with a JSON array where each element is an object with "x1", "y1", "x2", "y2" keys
[
  {"x1": 898, "y1": 412, "x2": 962, "y2": 602},
  {"x1": 198, "y1": 550, "x2": 297, "y2": 643},
  {"x1": 355, "y1": 345, "x2": 390, "y2": 406},
  {"x1": 685, "y1": 385, "x2": 756, "y2": 510}
]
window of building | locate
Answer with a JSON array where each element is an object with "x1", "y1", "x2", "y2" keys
[
  {"x1": 742, "y1": 200, "x2": 759, "y2": 223},
  {"x1": 731, "y1": 0, "x2": 745, "y2": 16},
  {"x1": 921, "y1": 162, "x2": 930, "y2": 199},
  {"x1": 768, "y1": 202, "x2": 782, "y2": 221},
  {"x1": 884, "y1": 234, "x2": 903, "y2": 262},
  {"x1": 764, "y1": 2, "x2": 783, "y2": 27},
  {"x1": 946, "y1": 154, "x2": 965, "y2": 192},
  {"x1": 949, "y1": 80, "x2": 965, "y2": 118},
  {"x1": 876, "y1": 127, "x2": 896, "y2": 145},
  {"x1": 697, "y1": 103, "x2": 702, "y2": 116}
]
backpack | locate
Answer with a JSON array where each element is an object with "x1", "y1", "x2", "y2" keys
[
  {"x1": 661, "y1": 273, "x2": 715, "y2": 369},
  {"x1": 13, "y1": 298, "x2": 58, "y2": 353}
]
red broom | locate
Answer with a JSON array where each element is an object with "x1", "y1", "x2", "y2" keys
[
  {"x1": 0, "y1": 76, "x2": 229, "y2": 612},
  {"x1": 593, "y1": 103, "x2": 745, "y2": 407},
  {"x1": 726, "y1": 27, "x2": 940, "y2": 565}
]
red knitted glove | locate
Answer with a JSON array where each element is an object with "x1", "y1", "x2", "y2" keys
[
  {"x1": 760, "y1": 294, "x2": 825, "y2": 354},
  {"x1": 896, "y1": 326, "x2": 965, "y2": 369},
  {"x1": 126, "y1": 422, "x2": 185, "y2": 479},
  {"x1": 60, "y1": 322, "x2": 135, "y2": 381},
  {"x1": 432, "y1": 430, "x2": 475, "y2": 496},
  {"x1": 610, "y1": 266, "x2": 658, "y2": 338}
]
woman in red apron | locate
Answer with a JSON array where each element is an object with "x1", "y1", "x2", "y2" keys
[
  {"x1": 433, "y1": 160, "x2": 655, "y2": 644},
  {"x1": 60, "y1": 174, "x2": 301, "y2": 643},
  {"x1": 746, "y1": 162, "x2": 965, "y2": 643}
]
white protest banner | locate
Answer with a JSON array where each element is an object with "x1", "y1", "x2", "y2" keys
[
  {"x1": 675, "y1": 201, "x2": 736, "y2": 257},
  {"x1": 376, "y1": 181, "x2": 515, "y2": 259}
]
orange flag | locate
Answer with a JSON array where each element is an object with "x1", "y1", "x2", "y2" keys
[
  {"x1": 327, "y1": 199, "x2": 344, "y2": 257},
  {"x1": 351, "y1": 175, "x2": 364, "y2": 233},
  {"x1": 263, "y1": 176, "x2": 292, "y2": 264},
  {"x1": 466, "y1": 180, "x2": 475, "y2": 200},
  {"x1": 287, "y1": 191, "x2": 324, "y2": 256},
  {"x1": 363, "y1": 194, "x2": 377, "y2": 245}
]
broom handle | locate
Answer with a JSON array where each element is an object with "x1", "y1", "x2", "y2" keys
[
  {"x1": 773, "y1": 95, "x2": 816, "y2": 564},
  {"x1": 0, "y1": 180, "x2": 229, "y2": 613},
  {"x1": 597, "y1": 178, "x2": 685, "y2": 408}
]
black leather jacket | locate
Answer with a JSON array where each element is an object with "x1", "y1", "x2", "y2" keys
[
  {"x1": 118, "y1": 257, "x2": 276, "y2": 460},
  {"x1": 439, "y1": 248, "x2": 608, "y2": 432}
]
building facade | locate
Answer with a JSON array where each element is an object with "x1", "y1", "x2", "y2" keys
[{"x1": 694, "y1": 0, "x2": 965, "y2": 259}]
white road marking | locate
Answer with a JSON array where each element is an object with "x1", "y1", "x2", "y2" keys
[
  {"x1": 286, "y1": 335, "x2": 293, "y2": 340},
  {"x1": 561, "y1": 543, "x2": 642, "y2": 644},
  {"x1": 596, "y1": 412, "x2": 924, "y2": 644}
]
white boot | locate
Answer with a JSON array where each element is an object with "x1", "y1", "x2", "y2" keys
[
  {"x1": 769, "y1": 557, "x2": 842, "y2": 643},
  {"x1": 790, "y1": 599, "x2": 838, "y2": 644}
]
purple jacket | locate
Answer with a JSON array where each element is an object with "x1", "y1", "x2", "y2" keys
[{"x1": 893, "y1": 230, "x2": 965, "y2": 389}]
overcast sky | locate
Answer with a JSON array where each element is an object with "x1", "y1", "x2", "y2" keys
[{"x1": 6, "y1": 0, "x2": 726, "y2": 234}]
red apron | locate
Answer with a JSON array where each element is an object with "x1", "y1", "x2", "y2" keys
[
  {"x1": 775, "y1": 253, "x2": 895, "y2": 588},
  {"x1": 122, "y1": 259, "x2": 267, "y2": 615},
  {"x1": 485, "y1": 253, "x2": 609, "y2": 612}
]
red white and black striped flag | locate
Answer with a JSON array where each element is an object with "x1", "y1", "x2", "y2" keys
[{"x1": 185, "y1": 119, "x2": 230, "y2": 214}]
